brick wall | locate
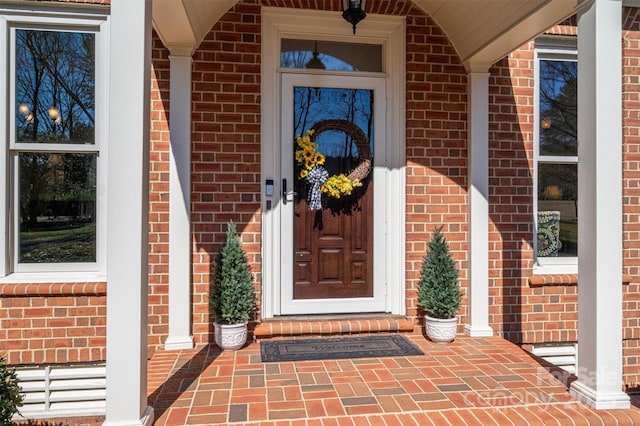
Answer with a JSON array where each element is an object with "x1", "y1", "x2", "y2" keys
[
  {"x1": 623, "y1": 6, "x2": 640, "y2": 388},
  {"x1": 0, "y1": 283, "x2": 106, "y2": 365},
  {"x1": 487, "y1": 41, "x2": 536, "y2": 342},
  {"x1": 190, "y1": 1, "x2": 263, "y2": 344},
  {"x1": 486, "y1": 21, "x2": 581, "y2": 346},
  {"x1": 148, "y1": 32, "x2": 171, "y2": 353},
  {"x1": 624, "y1": 283, "x2": 640, "y2": 388},
  {"x1": 404, "y1": 7, "x2": 469, "y2": 327}
]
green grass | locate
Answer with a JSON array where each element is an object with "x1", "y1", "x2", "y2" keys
[
  {"x1": 22, "y1": 222, "x2": 95, "y2": 242},
  {"x1": 20, "y1": 222, "x2": 96, "y2": 263}
]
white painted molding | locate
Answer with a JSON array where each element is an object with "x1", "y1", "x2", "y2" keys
[
  {"x1": 104, "y1": 0, "x2": 154, "y2": 424},
  {"x1": 164, "y1": 336, "x2": 196, "y2": 351},
  {"x1": 464, "y1": 324, "x2": 494, "y2": 337},
  {"x1": 166, "y1": 53, "x2": 194, "y2": 351},
  {"x1": 573, "y1": 0, "x2": 628, "y2": 410},
  {"x1": 570, "y1": 381, "x2": 630, "y2": 410},
  {"x1": 0, "y1": 15, "x2": 8, "y2": 278},
  {"x1": 465, "y1": 67, "x2": 493, "y2": 338}
]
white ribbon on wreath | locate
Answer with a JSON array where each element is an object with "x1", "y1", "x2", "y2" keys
[{"x1": 307, "y1": 165, "x2": 329, "y2": 210}]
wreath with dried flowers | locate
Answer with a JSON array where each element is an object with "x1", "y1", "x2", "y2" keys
[{"x1": 295, "y1": 119, "x2": 372, "y2": 211}]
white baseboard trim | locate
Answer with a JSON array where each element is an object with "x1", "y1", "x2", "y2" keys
[
  {"x1": 570, "y1": 380, "x2": 630, "y2": 410},
  {"x1": 164, "y1": 335, "x2": 195, "y2": 350},
  {"x1": 464, "y1": 324, "x2": 494, "y2": 337}
]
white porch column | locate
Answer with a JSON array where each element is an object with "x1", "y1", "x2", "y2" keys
[
  {"x1": 165, "y1": 52, "x2": 195, "y2": 350},
  {"x1": 104, "y1": 0, "x2": 154, "y2": 425},
  {"x1": 465, "y1": 64, "x2": 493, "y2": 337},
  {"x1": 570, "y1": 0, "x2": 629, "y2": 410}
]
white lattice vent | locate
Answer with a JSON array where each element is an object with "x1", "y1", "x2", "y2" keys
[
  {"x1": 14, "y1": 363, "x2": 106, "y2": 420},
  {"x1": 532, "y1": 343, "x2": 577, "y2": 374}
]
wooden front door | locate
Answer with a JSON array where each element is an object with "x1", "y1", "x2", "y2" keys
[
  {"x1": 280, "y1": 73, "x2": 386, "y2": 315},
  {"x1": 293, "y1": 181, "x2": 373, "y2": 299}
]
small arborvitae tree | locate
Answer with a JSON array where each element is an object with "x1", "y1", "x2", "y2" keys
[
  {"x1": 417, "y1": 226, "x2": 462, "y2": 319},
  {"x1": 210, "y1": 221, "x2": 256, "y2": 324},
  {"x1": 0, "y1": 356, "x2": 23, "y2": 424}
]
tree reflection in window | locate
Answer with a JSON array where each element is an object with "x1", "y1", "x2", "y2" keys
[
  {"x1": 539, "y1": 60, "x2": 577, "y2": 156},
  {"x1": 15, "y1": 29, "x2": 95, "y2": 145},
  {"x1": 19, "y1": 153, "x2": 97, "y2": 263},
  {"x1": 14, "y1": 29, "x2": 97, "y2": 264},
  {"x1": 537, "y1": 58, "x2": 578, "y2": 257}
]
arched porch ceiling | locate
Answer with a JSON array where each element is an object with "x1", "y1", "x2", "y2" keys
[
  {"x1": 151, "y1": 0, "x2": 238, "y2": 54},
  {"x1": 413, "y1": 0, "x2": 579, "y2": 67},
  {"x1": 151, "y1": 0, "x2": 580, "y2": 65}
]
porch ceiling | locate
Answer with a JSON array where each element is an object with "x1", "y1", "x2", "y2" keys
[
  {"x1": 413, "y1": 0, "x2": 579, "y2": 66},
  {"x1": 151, "y1": 0, "x2": 580, "y2": 65},
  {"x1": 151, "y1": 0, "x2": 237, "y2": 54}
]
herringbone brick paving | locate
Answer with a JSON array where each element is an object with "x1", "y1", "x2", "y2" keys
[{"x1": 147, "y1": 335, "x2": 640, "y2": 425}]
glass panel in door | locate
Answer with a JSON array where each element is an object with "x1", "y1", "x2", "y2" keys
[{"x1": 292, "y1": 86, "x2": 374, "y2": 300}]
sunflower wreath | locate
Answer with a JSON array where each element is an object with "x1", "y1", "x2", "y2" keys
[{"x1": 295, "y1": 119, "x2": 372, "y2": 211}]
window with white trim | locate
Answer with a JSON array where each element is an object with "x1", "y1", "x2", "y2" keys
[
  {"x1": 534, "y1": 37, "x2": 578, "y2": 272},
  {"x1": 1, "y1": 7, "x2": 108, "y2": 278}
]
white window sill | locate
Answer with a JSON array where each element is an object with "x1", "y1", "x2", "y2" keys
[
  {"x1": 0, "y1": 271, "x2": 106, "y2": 284},
  {"x1": 534, "y1": 260, "x2": 578, "y2": 276},
  {"x1": 533, "y1": 265, "x2": 578, "y2": 275}
]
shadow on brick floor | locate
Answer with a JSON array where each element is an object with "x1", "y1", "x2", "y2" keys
[{"x1": 147, "y1": 343, "x2": 222, "y2": 421}]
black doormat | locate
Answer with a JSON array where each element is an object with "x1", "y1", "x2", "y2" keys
[{"x1": 260, "y1": 334, "x2": 423, "y2": 362}]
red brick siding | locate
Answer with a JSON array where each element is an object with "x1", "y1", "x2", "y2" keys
[
  {"x1": 486, "y1": 21, "x2": 583, "y2": 347},
  {"x1": 487, "y1": 42, "x2": 536, "y2": 343},
  {"x1": 624, "y1": 283, "x2": 640, "y2": 388},
  {"x1": 148, "y1": 32, "x2": 172, "y2": 353},
  {"x1": 190, "y1": 1, "x2": 263, "y2": 344},
  {"x1": 404, "y1": 7, "x2": 469, "y2": 328},
  {"x1": 623, "y1": 6, "x2": 640, "y2": 388},
  {"x1": 0, "y1": 283, "x2": 106, "y2": 365},
  {"x1": 261, "y1": 0, "x2": 414, "y2": 15}
]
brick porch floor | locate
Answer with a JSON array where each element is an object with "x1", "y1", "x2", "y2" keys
[{"x1": 147, "y1": 334, "x2": 640, "y2": 425}]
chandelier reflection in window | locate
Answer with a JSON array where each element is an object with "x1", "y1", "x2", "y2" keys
[
  {"x1": 17, "y1": 103, "x2": 62, "y2": 125},
  {"x1": 305, "y1": 42, "x2": 325, "y2": 69}
]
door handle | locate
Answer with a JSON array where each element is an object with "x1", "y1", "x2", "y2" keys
[
  {"x1": 282, "y1": 178, "x2": 287, "y2": 205},
  {"x1": 282, "y1": 178, "x2": 297, "y2": 204}
]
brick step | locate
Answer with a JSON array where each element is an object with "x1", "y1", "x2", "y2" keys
[{"x1": 252, "y1": 315, "x2": 416, "y2": 340}]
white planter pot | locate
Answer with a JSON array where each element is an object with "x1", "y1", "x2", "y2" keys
[
  {"x1": 214, "y1": 322, "x2": 248, "y2": 350},
  {"x1": 425, "y1": 315, "x2": 458, "y2": 343}
]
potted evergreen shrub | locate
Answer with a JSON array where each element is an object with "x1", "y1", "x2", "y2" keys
[
  {"x1": 417, "y1": 226, "x2": 463, "y2": 343},
  {"x1": 0, "y1": 356, "x2": 23, "y2": 424},
  {"x1": 209, "y1": 221, "x2": 256, "y2": 350}
]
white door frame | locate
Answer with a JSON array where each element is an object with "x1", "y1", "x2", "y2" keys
[{"x1": 260, "y1": 7, "x2": 406, "y2": 318}]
